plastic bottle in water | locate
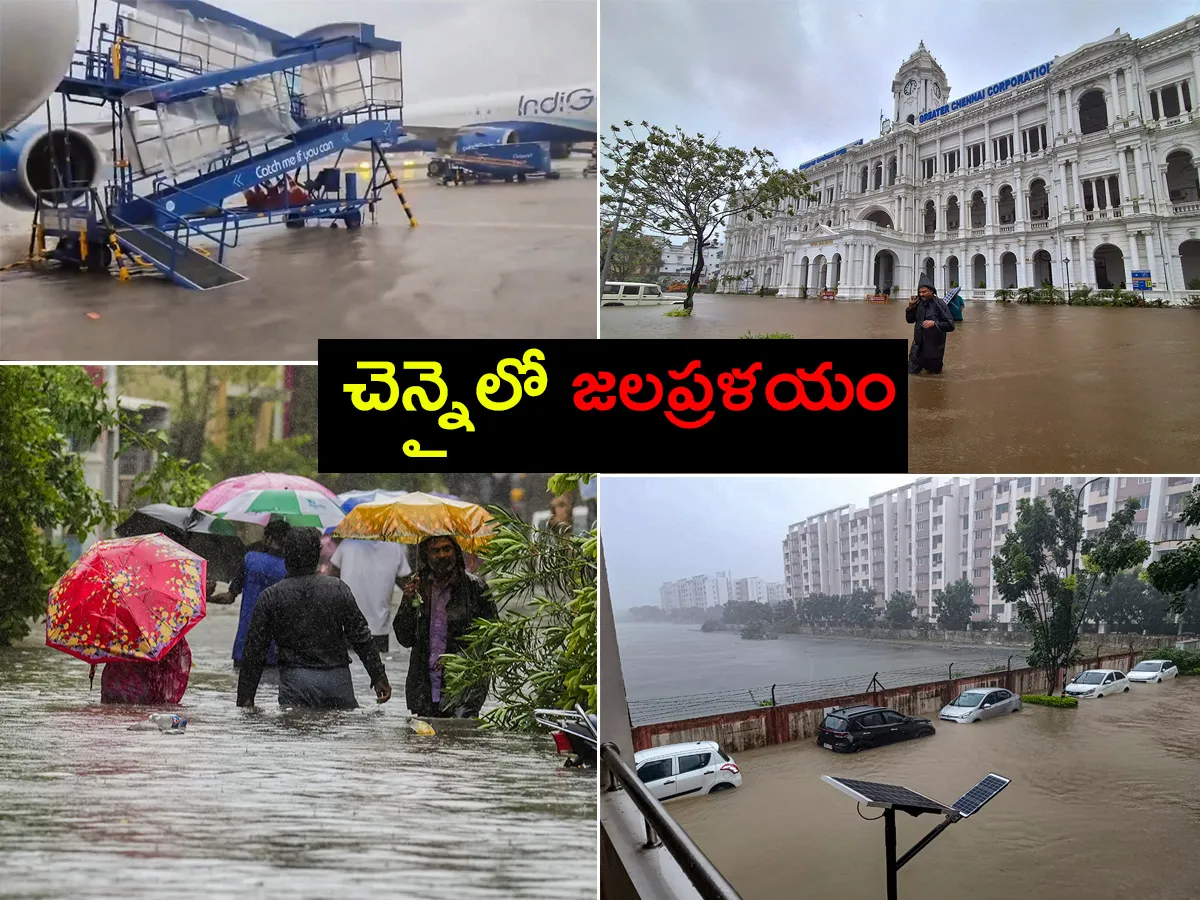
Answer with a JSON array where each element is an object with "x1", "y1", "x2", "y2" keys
[{"x1": 128, "y1": 713, "x2": 187, "y2": 733}]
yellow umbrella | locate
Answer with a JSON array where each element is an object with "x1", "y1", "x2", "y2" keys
[{"x1": 331, "y1": 492, "x2": 495, "y2": 552}]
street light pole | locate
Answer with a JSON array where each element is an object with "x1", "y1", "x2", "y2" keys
[
  {"x1": 600, "y1": 149, "x2": 643, "y2": 290},
  {"x1": 1063, "y1": 258, "x2": 1071, "y2": 297}
]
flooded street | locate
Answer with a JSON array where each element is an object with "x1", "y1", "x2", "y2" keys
[
  {"x1": 617, "y1": 623, "x2": 1016, "y2": 723},
  {"x1": 0, "y1": 604, "x2": 597, "y2": 899},
  {"x1": 671, "y1": 676, "x2": 1200, "y2": 900},
  {"x1": 600, "y1": 297, "x2": 1200, "y2": 471},
  {"x1": 0, "y1": 160, "x2": 596, "y2": 360}
]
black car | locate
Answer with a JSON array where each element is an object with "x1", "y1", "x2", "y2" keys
[{"x1": 817, "y1": 704, "x2": 936, "y2": 753}]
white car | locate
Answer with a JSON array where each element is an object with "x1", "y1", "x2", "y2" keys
[
  {"x1": 633, "y1": 740, "x2": 742, "y2": 801},
  {"x1": 1127, "y1": 659, "x2": 1179, "y2": 683},
  {"x1": 939, "y1": 686, "x2": 1022, "y2": 723},
  {"x1": 1064, "y1": 668, "x2": 1130, "y2": 698}
]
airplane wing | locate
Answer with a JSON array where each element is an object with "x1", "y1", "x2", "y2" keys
[{"x1": 396, "y1": 124, "x2": 460, "y2": 155}]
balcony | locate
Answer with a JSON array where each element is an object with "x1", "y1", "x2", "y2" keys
[
  {"x1": 1174, "y1": 201, "x2": 1200, "y2": 215},
  {"x1": 1030, "y1": 221, "x2": 1049, "y2": 230}
]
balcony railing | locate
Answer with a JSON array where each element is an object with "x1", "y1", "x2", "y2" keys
[{"x1": 601, "y1": 743, "x2": 743, "y2": 900}]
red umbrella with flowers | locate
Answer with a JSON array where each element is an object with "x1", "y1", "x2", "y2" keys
[{"x1": 46, "y1": 534, "x2": 207, "y2": 670}]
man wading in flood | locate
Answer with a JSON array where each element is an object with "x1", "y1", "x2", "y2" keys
[
  {"x1": 906, "y1": 273, "x2": 955, "y2": 374},
  {"x1": 237, "y1": 528, "x2": 392, "y2": 709},
  {"x1": 394, "y1": 535, "x2": 497, "y2": 719}
]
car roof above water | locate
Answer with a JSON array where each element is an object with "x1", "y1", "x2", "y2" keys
[{"x1": 634, "y1": 740, "x2": 721, "y2": 763}]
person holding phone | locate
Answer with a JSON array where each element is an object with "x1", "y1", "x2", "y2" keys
[
  {"x1": 393, "y1": 535, "x2": 497, "y2": 718},
  {"x1": 906, "y1": 273, "x2": 956, "y2": 374}
]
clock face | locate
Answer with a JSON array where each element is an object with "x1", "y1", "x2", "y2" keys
[
  {"x1": 933, "y1": 83, "x2": 942, "y2": 99},
  {"x1": 904, "y1": 79, "x2": 917, "y2": 96}
]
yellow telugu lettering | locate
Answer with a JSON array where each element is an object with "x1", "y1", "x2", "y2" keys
[
  {"x1": 402, "y1": 362, "x2": 448, "y2": 412},
  {"x1": 344, "y1": 362, "x2": 400, "y2": 411},
  {"x1": 402, "y1": 439, "x2": 448, "y2": 458},
  {"x1": 476, "y1": 348, "x2": 548, "y2": 411},
  {"x1": 438, "y1": 401, "x2": 475, "y2": 432}
]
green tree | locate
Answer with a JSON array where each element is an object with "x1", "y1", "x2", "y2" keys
[
  {"x1": 845, "y1": 587, "x2": 878, "y2": 626},
  {"x1": 601, "y1": 121, "x2": 815, "y2": 311},
  {"x1": 1146, "y1": 486, "x2": 1200, "y2": 616},
  {"x1": 802, "y1": 592, "x2": 846, "y2": 624},
  {"x1": 885, "y1": 590, "x2": 917, "y2": 628},
  {"x1": 935, "y1": 577, "x2": 977, "y2": 631},
  {"x1": 992, "y1": 491, "x2": 1149, "y2": 695},
  {"x1": 1091, "y1": 571, "x2": 1159, "y2": 633},
  {"x1": 0, "y1": 367, "x2": 210, "y2": 646},
  {"x1": 440, "y1": 474, "x2": 596, "y2": 731},
  {"x1": 600, "y1": 223, "x2": 666, "y2": 282}
]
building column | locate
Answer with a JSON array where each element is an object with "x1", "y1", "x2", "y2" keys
[
  {"x1": 1116, "y1": 149, "x2": 1132, "y2": 209},
  {"x1": 1109, "y1": 71, "x2": 1122, "y2": 121},
  {"x1": 1128, "y1": 231, "x2": 1141, "y2": 272},
  {"x1": 1072, "y1": 161, "x2": 1085, "y2": 212},
  {"x1": 1122, "y1": 69, "x2": 1136, "y2": 122},
  {"x1": 1132, "y1": 143, "x2": 1148, "y2": 199},
  {"x1": 1023, "y1": 246, "x2": 1032, "y2": 288}
]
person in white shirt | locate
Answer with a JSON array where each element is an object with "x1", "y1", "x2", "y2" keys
[{"x1": 329, "y1": 539, "x2": 413, "y2": 653}]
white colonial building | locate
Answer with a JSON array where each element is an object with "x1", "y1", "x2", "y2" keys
[{"x1": 721, "y1": 16, "x2": 1200, "y2": 303}]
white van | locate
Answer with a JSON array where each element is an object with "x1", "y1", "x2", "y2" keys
[
  {"x1": 633, "y1": 740, "x2": 742, "y2": 801},
  {"x1": 601, "y1": 282, "x2": 675, "y2": 306}
]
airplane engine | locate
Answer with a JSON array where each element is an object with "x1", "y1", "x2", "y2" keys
[
  {"x1": 0, "y1": 0, "x2": 80, "y2": 132},
  {"x1": 0, "y1": 125, "x2": 106, "y2": 211},
  {"x1": 454, "y1": 127, "x2": 518, "y2": 153}
]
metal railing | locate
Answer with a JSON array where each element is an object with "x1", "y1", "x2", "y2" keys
[{"x1": 600, "y1": 741, "x2": 743, "y2": 900}]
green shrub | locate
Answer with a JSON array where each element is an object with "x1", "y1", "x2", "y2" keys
[
  {"x1": 663, "y1": 307, "x2": 691, "y2": 317},
  {"x1": 1021, "y1": 694, "x2": 1079, "y2": 708},
  {"x1": 739, "y1": 331, "x2": 795, "y2": 339},
  {"x1": 1144, "y1": 648, "x2": 1200, "y2": 675}
]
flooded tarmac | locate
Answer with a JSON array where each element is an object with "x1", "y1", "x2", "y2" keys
[
  {"x1": 671, "y1": 676, "x2": 1200, "y2": 900},
  {"x1": 0, "y1": 159, "x2": 597, "y2": 359},
  {"x1": 600, "y1": 296, "x2": 1200, "y2": 471},
  {"x1": 0, "y1": 603, "x2": 597, "y2": 899},
  {"x1": 617, "y1": 623, "x2": 1015, "y2": 724}
]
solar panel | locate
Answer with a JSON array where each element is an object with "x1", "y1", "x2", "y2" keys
[
  {"x1": 822, "y1": 776, "x2": 949, "y2": 814},
  {"x1": 950, "y1": 773, "x2": 1010, "y2": 818}
]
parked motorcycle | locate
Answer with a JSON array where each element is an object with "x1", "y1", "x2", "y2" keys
[{"x1": 535, "y1": 705, "x2": 597, "y2": 769}]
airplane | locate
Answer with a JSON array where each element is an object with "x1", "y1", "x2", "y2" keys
[
  {"x1": 0, "y1": 0, "x2": 596, "y2": 210},
  {"x1": 364, "y1": 85, "x2": 597, "y2": 162}
]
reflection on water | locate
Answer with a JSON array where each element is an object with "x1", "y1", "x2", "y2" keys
[
  {"x1": 671, "y1": 677, "x2": 1200, "y2": 900},
  {"x1": 600, "y1": 298, "x2": 1200, "y2": 471},
  {"x1": 0, "y1": 608, "x2": 596, "y2": 899}
]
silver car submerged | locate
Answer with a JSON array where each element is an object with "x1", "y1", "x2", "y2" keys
[{"x1": 938, "y1": 686, "x2": 1022, "y2": 723}]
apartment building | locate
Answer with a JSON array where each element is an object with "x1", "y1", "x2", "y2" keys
[
  {"x1": 659, "y1": 571, "x2": 734, "y2": 611},
  {"x1": 734, "y1": 577, "x2": 768, "y2": 605},
  {"x1": 782, "y1": 476, "x2": 1198, "y2": 624}
]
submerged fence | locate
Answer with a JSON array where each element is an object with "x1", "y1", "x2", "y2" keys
[
  {"x1": 628, "y1": 649, "x2": 1149, "y2": 752},
  {"x1": 627, "y1": 656, "x2": 1020, "y2": 727}
]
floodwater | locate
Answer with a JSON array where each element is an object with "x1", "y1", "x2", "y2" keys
[
  {"x1": 617, "y1": 623, "x2": 1013, "y2": 724},
  {"x1": 0, "y1": 158, "x2": 597, "y2": 359},
  {"x1": 671, "y1": 677, "x2": 1200, "y2": 900},
  {"x1": 0, "y1": 604, "x2": 597, "y2": 899},
  {"x1": 600, "y1": 296, "x2": 1200, "y2": 471}
]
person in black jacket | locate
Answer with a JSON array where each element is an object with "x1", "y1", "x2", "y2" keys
[
  {"x1": 905, "y1": 273, "x2": 956, "y2": 374},
  {"x1": 237, "y1": 528, "x2": 391, "y2": 710},
  {"x1": 393, "y1": 535, "x2": 497, "y2": 718}
]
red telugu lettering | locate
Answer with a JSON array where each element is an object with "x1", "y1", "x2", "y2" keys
[
  {"x1": 716, "y1": 362, "x2": 763, "y2": 411},
  {"x1": 571, "y1": 371, "x2": 617, "y2": 411},
  {"x1": 664, "y1": 360, "x2": 715, "y2": 429},
  {"x1": 618, "y1": 374, "x2": 664, "y2": 411}
]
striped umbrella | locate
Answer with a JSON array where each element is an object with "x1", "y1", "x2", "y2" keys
[
  {"x1": 214, "y1": 489, "x2": 346, "y2": 530},
  {"x1": 195, "y1": 473, "x2": 338, "y2": 512}
]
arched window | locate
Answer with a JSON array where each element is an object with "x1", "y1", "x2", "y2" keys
[
  {"x1": 1029, "y1": 179, "x2": 1049, "y2": 220},
  {"x1": 1078, "y1": 90, "x2": 1108, "y2": 135},
  {"x1": 923, "y1": 200, "x2": 936, "y2": 234},
  {"x1": 874, "y1": 163, "x2": 883, "y2": 190},
  {"x1": 887, "y1": 156, "x2": 897, "y2": 185},
  {"x1": 906, "y1": 114, "x2": 915, "y2": 125},
  {"x1": 860, "y1": 166, "x2": 869, "y2": 193}
]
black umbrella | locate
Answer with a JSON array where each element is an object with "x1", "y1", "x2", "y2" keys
[{"x1": 116, "y1": 504, "x2": 247, "y2": 583}]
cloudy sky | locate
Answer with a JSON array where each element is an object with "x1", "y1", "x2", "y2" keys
[
  {"x1": 600, "y1": 0, "x2": 1191, "y2": 169},
  {"x1": 601, "y1": 476, "x2": 911, "y2": 609},
  {"x1": 63, "y1": 0, "x2": 592, "y2": 118}
]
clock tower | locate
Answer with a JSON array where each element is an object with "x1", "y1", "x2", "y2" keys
[{"x1": 892, "y1": 40, "x2": 950, "y2": 126}]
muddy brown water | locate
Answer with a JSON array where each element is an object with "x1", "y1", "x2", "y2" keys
[
  {"x1": 670, "y1": 676, "x2": 1200, "y2": 900},
  {"x1": 0, "y1": 603, "x2": 597, "y2": 899},
  {"x1": 0, "y1": 161, "x2": 597, "y2": 359},
  {"x1": 600, "y1": 296, "x2": 1200, "y2": 471}
]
